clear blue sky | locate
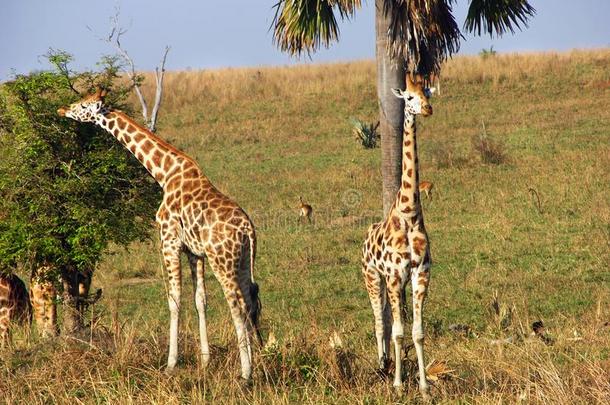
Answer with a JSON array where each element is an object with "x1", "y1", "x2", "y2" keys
[{"x1": 1, "y1": 0, "x2": 609, "y2": 80}]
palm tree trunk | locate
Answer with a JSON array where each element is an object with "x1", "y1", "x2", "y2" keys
[{"x1": 376, "y1": 0, "x2": 406, "y2": 216}]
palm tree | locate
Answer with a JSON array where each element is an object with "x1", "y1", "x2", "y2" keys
[{"x1": 272, "y1": 0, "x2": 535, "y2": 214}]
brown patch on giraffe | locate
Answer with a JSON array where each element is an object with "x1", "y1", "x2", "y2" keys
[
  {"x1": 412, "y1": 236, "x2": 427, "y2": 257},
  {"x1": 402, "y1": 180, "x2": 412, "y2": 189},
  {"x1": 183, "y1": 193, "x2": 193, "y2": 205},
  {"x1": 407, "y1": 168, "x2": 413, "y2": 177},
  {"x1": 133, "y1": 133, "x2": 145, "y2": 143},
  {"x1": 405, "y1": 151, "x2": 413, "y2": 160},
  {"x1": 163, "y1": 156, "x2": 172, "y2": 172},
  {"x1": 394, "y1": 235, "x2": 406, "y2": 246},
  {"x1": 400, "y1": 195, "x2": 409, "y2": 204},
  {"x1": 184, "y1": 167, "x2": 199, "y2": 178},
  {"x1": 402, "y1": 206, "x2": 412, "y2": 213},
  {"x1": 152, "y1": 150, "x2": 163, "y2": 167},
  {"x1": 145, "y1": 160, "x2": 153, "y2": 172},
  {"x1": 129, "y1": 144, "x2": 137, "y2": 154},
  {"x1": 117, "y1": 118, "x2": 126, "y2": 130},
  {"x1": 411, "y1": 260, "x2": 418, "y2": 268},
  {"x1": 391, "y1": 216, "x2": 401, "y2": 231},
  {"x1": 404, "y1": 139, "x2": 411, "y2": 146},
  {"x1": 155, "y1": 172, "x2": 164, "y2": 182},
  {"x1": 141, "y1": 140, "x2": 154, "y2": 154},
  {"x1": 127, "y1": 124, "x2": 137, "y2": 133},
  {"x1": 113, "y1": 128, "x2": 121, "y2": 137}
]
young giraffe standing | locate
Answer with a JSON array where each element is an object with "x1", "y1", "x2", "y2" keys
[
  {"x1": 0, "y1": 273, "x2": 32, "y2": 347},
  {"x1": 361, "y1": 75, "x2": 435, "y2": 398},
  {"x1": 58, "y1": 88, "x2": 262, "y2": 381}
]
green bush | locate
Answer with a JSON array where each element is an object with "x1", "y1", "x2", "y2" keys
[{"x1": 0, "y1": 51, "x2": 160, "y2": 277}]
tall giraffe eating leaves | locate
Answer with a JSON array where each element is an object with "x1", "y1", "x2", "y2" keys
[
  {"x1": 59, "y1": 88, "x2": 262, "y2": 381},
  {"x1": 361, "y1": 74, "x2": 435, "y2": 398}
]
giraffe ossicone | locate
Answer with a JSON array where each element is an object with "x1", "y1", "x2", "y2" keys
[
  {"x1": 361, "y1": 74, "x2": 434, "y2": 399},
  {"x1": 59, "y1": 87, "x2": 262, "y2": 381}
]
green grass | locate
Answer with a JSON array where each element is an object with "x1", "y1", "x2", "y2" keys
[{"x1": 2, "y1": 50, "x2": 610, "y2": 403}]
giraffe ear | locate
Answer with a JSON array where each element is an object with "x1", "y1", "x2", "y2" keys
[{"x1": 391, "y1": 88, "x2": 404, "y2": 98}]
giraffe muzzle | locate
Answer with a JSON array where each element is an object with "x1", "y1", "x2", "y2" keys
[{"x1": 57, "y1": 107, "x2": 67, "y2": 117}]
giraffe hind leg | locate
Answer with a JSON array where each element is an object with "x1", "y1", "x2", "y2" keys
[
  {"x1": 187, "y1": 252, "x2": 210, "y2": 367},
  {"x1": 213, "y1": 257, "x2": 253, "y2": 381}
]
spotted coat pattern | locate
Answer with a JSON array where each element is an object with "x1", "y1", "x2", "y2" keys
[
  {"x1": 0, "y1": 273, "x2": 32, "y2": 346},
  {"x1": 58, "y1": 89, "x2": 261, "y2": 381},
  {"x1": 361, "y1": 75, "x2": 434, "y2": 397}
]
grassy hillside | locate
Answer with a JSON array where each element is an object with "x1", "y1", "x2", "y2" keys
[{"x1": 2, "y1": 50, "x2": 609, "y2": 403}]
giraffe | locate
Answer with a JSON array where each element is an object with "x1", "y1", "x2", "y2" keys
[
  {"x1": 0, "y1": 272, "x2": 32, "y2": 347},
  {"x1": 58, "y1": 88, "x2": 262, "y2": 381},
  {"x1": 30, "y1": 265, "x2": 58, "y2": 338},
  {"x1": 361, "y1": 74, "x2": 435, "y2": 398}
]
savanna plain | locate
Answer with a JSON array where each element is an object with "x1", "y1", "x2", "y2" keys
[{"x1": 1, "y1": 50, "x2": 609, "y2": 404}]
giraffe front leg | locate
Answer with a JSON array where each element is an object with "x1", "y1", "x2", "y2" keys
[
  {"x1": 162, "y1": 236, "x2": 183, "y2": 371},
  {"x1": 410, "y1": 237, "x2": 431, "y2": 400},
  {"x1": 363, "y1": 266, "x2": 390, "y2": 371},
  {"x1": 188, "y1": 253, "x2": 210, "y2": 367}
]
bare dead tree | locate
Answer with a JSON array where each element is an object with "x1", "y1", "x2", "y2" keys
[{"x1": 95, "y1": 10, "x2": 170, "y2": 133}]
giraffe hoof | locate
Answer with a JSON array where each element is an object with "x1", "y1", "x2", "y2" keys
[
  {"x1": 238, "y1": 376, "x2": 253, "y2": 390},
  {"x1": 420, "y1": 389, "x2": 432, "y2": 403},
  {"x1": 164, "y1": 365, "x2": 178, "y2": 376}
]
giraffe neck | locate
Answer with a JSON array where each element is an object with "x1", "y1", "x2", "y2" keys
[
  {"x1": 94, "y1": 110, "x2": 194, "y2": 188},
  {"x1": 394, "y1": 112, "x2": 421, "y2": 218}
]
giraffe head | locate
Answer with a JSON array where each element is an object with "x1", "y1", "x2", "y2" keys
[
  {"x1": 391, "y1": 74, "x2": 435, "y2": 117},
  {"x1": 57, "y1": 88, "x2": 108, "y2": 122}
]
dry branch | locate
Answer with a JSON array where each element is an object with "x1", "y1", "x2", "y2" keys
[{"x1": 100, "y1": 9, "x2": 170, "y2": 132}]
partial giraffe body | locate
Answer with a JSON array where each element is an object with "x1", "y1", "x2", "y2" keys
[
  {"x1": 30, "y1": 265, "x2": 58, "y2": 338},
  {"x1": 361, "y1": 74, "x2": 435, "y2": 399},
  {"x1": 58, "y1": 88, "x2": 262, "y2": 381},
  {"x1": 0, "y1": 273, "x2": 32, "y2": 347}
]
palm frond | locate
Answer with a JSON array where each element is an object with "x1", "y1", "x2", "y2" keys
[
  {"x1": 384, "y1": 0, "x2": 462, "y2": 76},
  {"x1": 272, "y1": 0, "x2": 361, "y2": 56},
  {"x1": 464, "y1": 0, "x2": 536, "y2": 37}
]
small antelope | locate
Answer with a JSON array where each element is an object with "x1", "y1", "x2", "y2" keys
[
  {"x1": 0, "y1": 273, "x2": 32, "y2": 347},
  {"x1": 298, "y1": 196, "x2": 313, "y2": 224},
  {"x1": 419, "y1": 181, "x2": 434, "y2": 201}
]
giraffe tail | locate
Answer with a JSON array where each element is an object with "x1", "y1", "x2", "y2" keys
[{"x1": 246, "y1": 225, "x2": 263, "y2": 345}]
